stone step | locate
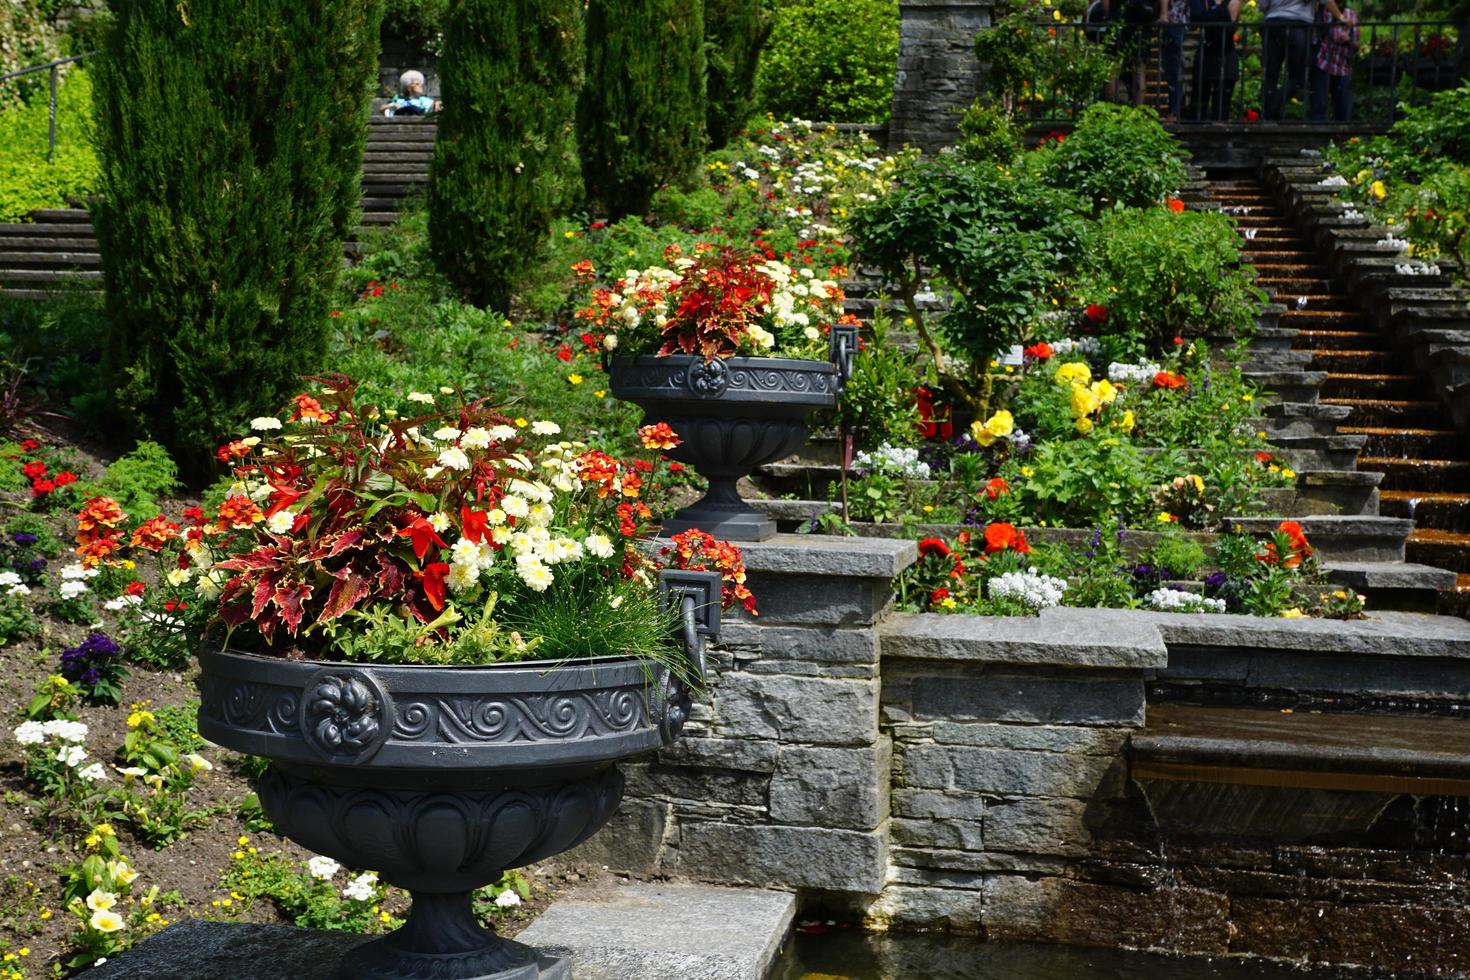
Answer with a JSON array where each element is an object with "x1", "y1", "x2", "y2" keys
[
  {"x1": 1380, "y1": 490, "x2": 1470, "y2": 533},
  {"x1": 1220, "y1": 515, "x2": 1412, "y2": 562},
  {"x1": 1323, "y1": 560, "x2": 1460, "y2": 594},
  {"x1": 1303, "y1": 349, "x2": 1405, "y2": 374},
  {"x1": 1319, "y1": 372, "x2": 1422, "y2": 401},
  {"x1": 1296, "y1": 330, "x2": 1388, "y2": 352},
  {"x1": 1358, "y1": 457, "x2": 1470, "y2": 493},
  {"x1": 1257, "y1": 276, "x2": 1335, "y2": 291},
  {"x1": 0, "y1": 250, "x2": 99, "y2": 268},
  {"x1": 1241, "y1": 370, "x2": 1330, "y2": 403},
  {"x1": 0, "y1": 235, "x2": 98, "y2": 252},
  {"x1": 1262, "y1": 433, "x2": 1366, "y2": 471},
  {"x1": 1281, "y1": 309, "x2": 1368, "y2": 328},
  {"x1": 26, "y1": 208, "x2": 91, "y2": 223},
  {"x1": 1407, "y1": 529, "x2": 1470, "y2": 574},
  {"x1": 1271, "y1": 294, "x2": 1356, "y2": 312},
  {"x1": 1322, "y1": 397, "x2": 1444, "y2": 427},
  {"x1": 1339, "y1": 426, "x2": 1466, "y2": 461},
  {"x1": 0, "y1": 267, "x2": 101, "y2": 283}
]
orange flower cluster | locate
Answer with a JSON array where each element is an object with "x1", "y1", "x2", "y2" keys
[
  {"x1": 577, "y1": 450, "x2": 644, "y2": 501},
  {"x1": 130, "y1": 515, "x2": 181, "y2": 551},
  {"x1": 1152, "y1": 371, "x2": 1189, "y2": 390},
  {"x1": 1261, "y1": 520, "x2": 1313, "y2": 569},
  {"x1": 217, "y1": 495, "x2": 265, "y2": 530},
  {"x1": 76, "y1": 496, "x2": 128, "y2": 567},
  {"x1": 638, "y1": 423, "x2": 683, "y2": 451},
  {"x1": 982, "y1": 522, "x2": 1030, "y2": 555},
  {"x1": 662, "y1": 529, "x2": 756, "y2": 615}
]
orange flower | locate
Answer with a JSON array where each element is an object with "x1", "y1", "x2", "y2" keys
[
  {"x1": 291, "y1": 394, "x2": 335, "y2": 424},
  {"x1": 983, "y1": 478, "x2": 1010, "y2": 500},
  {"x1": 76, "y1": 533, "x2": 124, "y2": 568},
  {"x1": 216, "y1": 495, "x2": 265, "y2": 530},
  {"x1": 216, "y1": 440, "x2": 253, "y2": 463},
  {"x1": 638, "y1": 423, "x2": 683, "y2": 451},
  {"x1": 76, "y1": 496, "x2": 127, "y2": 535},
  {"x1": 130, "y1": 516, "x2": 181, "y2": 552},
  {"x1": 982, "y1": 522, "x2": 1030, "y2": 555},
  {"x1": 1167, "y1": 198, "x2": 1186, "y2": 213}
]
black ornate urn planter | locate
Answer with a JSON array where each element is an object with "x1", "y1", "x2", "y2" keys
[
  {"x1": 197, "y1": 571, "x2": 722, "y2": 980},
  {"x1": 609, "y1": 324, "x2": 858, "y2": 542}
]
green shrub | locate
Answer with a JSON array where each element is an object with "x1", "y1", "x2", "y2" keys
[
  {"x1": 1036, "y1": 103, "x2": 1186, "y2": 211},
  {"x1": 578, "y1": 0, "x2": 707, "y2": 219},
  {"x1": 974, "y1": 1, "x2": 1115, "y2": 117},
  {"x1": 91, "y1": 0, "x2": 384, "y2": 481},
  {"x1": 0, "y1": 68, "x2": 99, "y2": 221},
  {"x1": 957, "y1": 100, "x2": 1023, "y2": 165},
  {"x1": 757, "y1": 0, "x2": 897, "y2": 123},
  {"x1": 704, "y1": 0, "x2": 771, "y2": 149},
  {"x1": 1081, "y1": 207, "x2": 1264, "y2": 350},
  {"x1": 427, "y1": 0, "x2": 582, "y2": 311},
  {"x1": 95, "y1": 440, "x2": 179, "y2": 516},
  {"x1": 382, "y1": 0, "x2": 447, "y2": 55}
]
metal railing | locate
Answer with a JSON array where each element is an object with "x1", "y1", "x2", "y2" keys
[
  {"x1": 0, "y1": 52, "x2": 96, "y2": 161},
  {"x1": 1006, "y1": 19, "x2": 1462, "y2": 126}
]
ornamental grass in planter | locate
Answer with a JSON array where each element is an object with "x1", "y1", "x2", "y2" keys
[
  {"x1": 584, "y1": 244, "x2": 859, "y2": 541},
  {"x1": 71, "y1": 376, "x2": 751, "y2": 980}
]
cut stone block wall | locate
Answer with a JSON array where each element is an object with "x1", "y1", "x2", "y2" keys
[{"x1": 891, "y1": 0, "x2": 992, "y2": 151}]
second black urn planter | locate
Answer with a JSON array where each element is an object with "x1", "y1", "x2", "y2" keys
[
  {"x1": 196, "y1": 570, "x2": 723, "y2": 980},
  {"x1": 609, "y1": 324, "x2": 858, "y2": 542}
]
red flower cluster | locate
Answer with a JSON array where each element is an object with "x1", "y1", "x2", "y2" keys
[
  {"x1": 75, "y1": 496, "x2": 128, "y2": 567},
  {"x1": 1261, "y1": 520, "x2": 1314, "y2": 569},
  {"x1": 982, "y1": 522, "x2": 1030, "y2": 555},
  {"x1": 1083, "y1": 304, "x2": 1108, "y2": 326},
  {"x1": 982, "y1": 478, "x2": 1010, "y2": 500},
  {"x1": 19, "y1": 454, "x2": 79, "y2": 499},
  {"x1": 662, "y1": 529, "x2": 756, "y2": 615},
  {"x1": 1152, "y1": 371, "x2": 1189, "y2": 390},
  {"x1": 1167, "y1": 199, "x2": 1186, "y2": 213},
  {"x1": 638, "y1": 423, "x2": 683, "y2": 451},
  {"x1": 1023, "y1": 342, "x2": 1054, "y2": 361},
  {"x1": 915, "y1": 387, "x2": 953, "y2": 441}
]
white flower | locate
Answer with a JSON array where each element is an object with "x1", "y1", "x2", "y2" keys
[
  {"x1": 195, "y1": 572, "x2": 224, "y2": 599},
  {"x1": 446, "y1": 561, "x2": 481, "y2": 593},
  {"x1": 516, "y1": 557, "x2": 554, "y2": 592},
  {"x1": 1316, "y1": 175, "x2": 1348, "y2": 187},
  {"x1": 852, "y1": 444, "x2": 930, "y2": 480},
  {"x1": 57, "y1": 743, "x2": 88, "y2": 768},
  {"x1": 116, "y1": 766, "x2": 147, "y2": 780},
  {"x1": 407, "y1": 391, "x2": 435, "y2": 404},
  {"x1": 746, "y1": 324, "x2": 776, "y2": 349},
  {"x1": 545, "y1": 538, "x2": 583, "y2": 564},
  {"x1": 77, "y1": 762, "x2": 108, "y2": 782},
  {"x1": 250, "y1": 417, "x2": 283, "y2": 430},
  {"x1": 501, "y1": 495, "x2": 529, "y2": 519},
  {"x1": 9, "y1": 583, "x2": 32, "y2": 596},
  {"x1": 0, "y1": 571, "x2": 23, "y2": 588},
  {"x1": 59, "y1": 580, "x2": 90, "y2": 599},
  {"x1": 608, "y1": 593, "x2": 624, "y2": 610},
  {"x1": 1107, "y1": 360, "x2": 1162, "y2": 384},
  {"x1": 104, "y1": 594, "x2": 143, "y2": 611},
  {"x1": 61, "y1": 563, "x2": 99, "y2": 581},
  {"x1": 184, "y1": 753, "x2": 213, "y2": 772},
  {"x1": 266, "y1": 510, "x2": 296, "y2": 535},
  {"x1": 307, "y1": 856, "x2": 341, "y2": 880},
  {"x1": 342, "y1": 872, "x2": 378, "y2": 902},
  {"x1": 488, "y1": 425, "x2": 518, "y2": 442},
  {"x1": 432, "y1": 426, "x2": 462, "y2": 441},
  {"x1": 603, "y1": 333, "x2": 619, "y2": 350},
  {"x1": 164, "y1": 567, "x2": 193, "y2": 588},
  {"x1": 987, "y1": 568, "x2": 1068, "y2": 610},
  {"x1": 108, "y1": 860, "x2": 138, "y2": 886},
  {"x1": 461, "y1": 427, "x2": 492, "y2": 450},
  {"x1": 437, "y1": 447, "x2": 471, "y2": 471},
  {"x1": 494, "y1": 890, "x2": 522, "y2": 908},
  {"x1": 86, "y1": 889, "x2": 118, "y2": 912},
  {"x1": 428, "y1": 511, "x2": 451, "y2": 533},
  {"x1": 585, "y1": 533, "x2": 615, "y2": 559},
  {"x1": 43, "y1": 719, "x2": 87, "y2": 742},
  {"x1": 531, "y1": 421, "x2": 561, "y2": 436},
  {"x1": 13, "y1": 721, "x2": 46, "y2": 746},
  {"x1": 803, "y1": 326, "x2": 821, "y2": 341},
  {"x1": 423, "y1": 465, "x2": 445, "y2": 480},
  {"x1": 527, "y1": 503, "x2": 554, "y2": 527},
  {"x1": 1146, "y1": 587, "x2": 1227, "y2": 614}
]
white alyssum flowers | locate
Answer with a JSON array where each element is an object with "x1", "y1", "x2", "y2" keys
[
  {"x1": 1396, "y1": 261, "x2": 1442, "y2": 276},
  {"x1": 853, "y1": 444, "x2": 930, "y2": 480},
  {"x1": 1317, "y1": 175, "x2": 1349, "y2": 187},
  {"x1": 342, "y1": 872, "x2": 378, "y2": 902},
  {"x1": 307, "y1": 856, "x2": 342, "y2": 880},
  {"x1": 251, "y1": 417, "x2": 283, "y2": 431},
  {"x1": 1146, "y1": 588, "x2": 1227, "y2": 614},
  {"x1": 14, "y1": 718, "x2": 88, "y2": 746},
  {"x1": 1107, "y1": 360, "x2": 1162, "y2": 384},
  {"x1": 1049, "y1": 337, "x2": 1102, "y2": 357},
  {"x1": 987, "y1": 568, "x2": 1068, "y2": 610},
  {"x1": 59, "y1": 579, "x2": 90, "y2": 600},
  {"x1": 494, "y1": 890, "x2": 522, "y2": 908}
]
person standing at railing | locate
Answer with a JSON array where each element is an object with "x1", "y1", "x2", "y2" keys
[
  {"x1": 1161, "y1": 0, "x2": 1191, "y2": 120},
  {"x1": 1189, "y1": 0, "x2": 1242, "y2": 118},
  {"x1": 1260, "y1": 0, "x2": 1318, "y2": 119},
  {"x1": 1104, "y1": 0, "x2": 1161, "y2": 105},
  {"x1": 1310, "y1": 0, "x2": 1358, "y2": 121}
]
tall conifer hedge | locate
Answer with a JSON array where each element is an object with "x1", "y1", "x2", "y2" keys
[
  {"x1": 91, "y1": 0, "x2": 383, "y2": 479},
  {"x1": 428, "y1": 0, "x2": 582, "y2": 311},
  {"x1": 704, "y1": 0, "x2": 770, "y2": 150},
  {"x1": 578, "y1": 0, "x2": 706, "y2": 219}
]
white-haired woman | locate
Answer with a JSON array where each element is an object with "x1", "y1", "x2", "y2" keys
[{"x1": 384, "y1": 70, "x2": 439, "y2": 116}]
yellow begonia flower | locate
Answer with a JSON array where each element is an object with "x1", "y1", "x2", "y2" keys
[
  {"x1": 1118, "y1": 409, "x2": 1136, "y2": 433},
  {"x1": 1089, "y1": 379, "x2": 1118, "y2": 404},
  {"x1": 1074, "y1": 416, "x2": 1094, "y2": 435},
  {"x1": 1281, "y1": 608, "x2": 1305, "y2": 619},
  {"x1": 1281, "y1": 468, "x2": 1296, "y2": 479},
  {"x1": 86, "y1": 889, "x2": 117, "y2": 912},
  {"x1": 1190, "y1": 474, "x2": 1205, "y2": 493},
  {"x1": 1070, "y1": 384, "x2": 1101, "y2": 419},
  {"x1": 1370, "y1": 180, "x2": 1387, "y2": 200},
  {"x1": 1356, "y1": 169, "x2": 1372, "y2": 184},
  {"x1": 89, "y1": 909, "x2": 125, "y2": 934},
  {"x1": 1053, "y1": 361, "x2": 1091, "y2": 386}
]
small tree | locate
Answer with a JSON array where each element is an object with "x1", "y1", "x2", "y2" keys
[
  {"x1": 428, "y1": 0, "x2": 582, "y2": 310},
  {"x1": 704, "y1": 0, "x2": 770, "y2": 150},
  {"x1": 578, "y1": 0, "x2": 706, "y2": 219},
  {"x1": 92, "y1": 0, "x2": 383, "y2": 480}
]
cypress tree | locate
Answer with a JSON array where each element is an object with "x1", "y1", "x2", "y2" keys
[
  {"x1": 578, "y1": 0, "x2": 706, "y2": 219},
  {"x1": 428, "y1": 0, "x2": 582, "y2": 311},
  {"x1": 91, "y1": 0, "x2": 383, "y2": 480},
  {"x1": 704, "y1": 0, "x2": 770, "y2": 151}
]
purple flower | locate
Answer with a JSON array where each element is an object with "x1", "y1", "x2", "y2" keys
[
  {"x1": 10, "y1": 532, "x2": 37, "y2": 547},
  {"x1": 1203, "y1": 571, "x2": 1228, "y2": 594}
]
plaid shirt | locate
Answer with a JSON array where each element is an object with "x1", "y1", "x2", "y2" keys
[{"x1": 1317, "y1": 8, "x2": 1359, "y2": 76}]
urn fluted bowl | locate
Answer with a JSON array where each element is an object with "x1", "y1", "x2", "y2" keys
[
  {"x1": 197, "y1": 645, "x2": 697, "y2": 980},
  {"x1": 608, "y1": 325, "x2": 857, "y2": 542}
]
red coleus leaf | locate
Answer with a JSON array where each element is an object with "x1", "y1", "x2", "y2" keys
[
  {"x1": 273, "y1": 583, "x2": 312, "y2": 635},
  {"x1": 264, "y1": 484, "x2": 304, "y2": 518},
  {"x1": 251, "y1": 573, "x2": 278, "y2": 621},
  {"x1": 318, "y1": 570, "x2": 371, "y2": 623},
  {"x1": 375, "y1": 552, "x2": 405, "y2": 596}
]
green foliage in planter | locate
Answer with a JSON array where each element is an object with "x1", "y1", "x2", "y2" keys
[
  {"x1": 578, "y1": 0, "x2": 707, "y2": 219},
  {"x1": 849, "y1": 158, "x2": 1086, "y2": 408},
  {"x1": 756, "y1": 0, "x2": 898, "y2": 123},
  {"x1": 974, "y1": 1, "x2": 1114, "y2": 117},
  {"x1": 1080, "y1": 207, "x2": 1265, "y2": 350},
  {"x1": 704, "y1": 0, "x2": 771, "y2": 149},
  {"x1": 91, "y1": 0, "x2": 384, "y2": 481},
  {"x1": 830, "y1": 313, "x2": 922, "y2": 451},
  {"x1": 0, "y1": 68, "x2": 98, "y2": 222},
  {"x1": 1035, "y1": 103, "x2": 1186, "y2": 211},
  {"x1": 427, "y1": 0, "x2": 582, "y2": 311}
]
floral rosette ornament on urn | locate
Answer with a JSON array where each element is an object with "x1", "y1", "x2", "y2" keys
[
  {"x1": 583, "y1": 243, "x2": 859, "y2": 541},
  {"x1": 72, "y1": 376, "x2": 751, "y2": 980}
]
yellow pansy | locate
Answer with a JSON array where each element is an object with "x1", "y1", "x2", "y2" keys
[
  {"x1": 1370, "y1": 180, "x2": 1387, "y2": 200},
  {"x1": 1118, "y1": 410, "x2": 1136, "y2": 433},
  {"x1": 1053, "y1": 361, "x2": 1091, "y2": 386}
]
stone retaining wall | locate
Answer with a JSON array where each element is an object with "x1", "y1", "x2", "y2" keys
[{"x1": 890, "y1": 0, "x2": 992, "y2": 151}]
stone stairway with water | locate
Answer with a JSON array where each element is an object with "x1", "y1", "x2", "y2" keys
[{"x1": 0, "y1": 116, "x2": 435, "y2": 301}]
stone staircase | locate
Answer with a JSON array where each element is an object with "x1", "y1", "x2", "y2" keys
[{"x1": 0, "y1": 115, "x2": 435, "y2": 301}]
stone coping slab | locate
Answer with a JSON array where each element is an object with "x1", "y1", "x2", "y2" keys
[
  {"x1": 514, "y1": 882, "x2": 796, "y2": 980},
  {"x1": 653, "y1": 532, "x2": 916, "y2": 579},
  {"x1": 881, "y1": 607, "x2": 1470, "y2": 668}
]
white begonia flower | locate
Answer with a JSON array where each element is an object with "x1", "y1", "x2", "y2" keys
[
  {"x1": 432, "y1": 426, "x2": 462, "y2": 441},
  {"x1": 428, "y1": 512, "x2": 451, "y2": 533},
  {"x1": 437, "y1": 447, "x2": 471, "y2": 471},
  {"x1": 104, "y1": 595, "x2": 142, "y2": 611},
  {"x1": 585, "y1": 534, "x2": 615, "y2": 559},
  {"x1": 59, "y1": 580, "x2": 90, "y2": 599},
  {"x1": 44, "y1": 719, "x2": 87, "y2": 742},
  {"x1": 494, "y1": 890, "x2": 522, "y2": 908},
  {"x1": 78, "y1": 762, "x2": 108, "y2": 782},
  {"x1": 61, "y1": 563, "x2": 100, "y2": 580},
  {"x1": 251, "y1": 417, "x2": 283, "y2": 430},
  {"x1": 308, "y1": 856, "x2": 342, "y2": 880},
  {"x1": 266, "y1": 510, "x2": 297, "y2": 535},
  {"x1": 461, "y1": 427, "x2": 492, "y2": 450},
  {"x1": 488, "y1": 425, "x2": 517, "y2": 442},
  {"x1": 0, "y1": 571, "x2": 23, "y2": 587},
  {"x1": 527, "y1": 503, "x2": 554, "y2": 527},
  {"x1": 446, "y1": 562, "x2": 480, "y2": 593},
  {"x1": 57, "y1": 744, "x2": 88, "y2": 768},
  {"x1": 117, "y1": 766, "x2": 147, "y2": 780},
  {"x1": 13, "y1": 721, "x2": 46, "y2": 746},
  {"x1": 342, "y1": 871, "x2": 378, "y2": 902},
  {"x1": 501, "y1": 496, "x2": 529, "y2": 519},
  {"x1": 423, "y1": 465, "x2": 445, "y2": 480},
  {"x1": 603, "y1": 333, "x2": 619, "y2": 350},
  {"x1": 165, "y1": 567, "x2": 194, "y2": 588},
  {"x1": 407, "y1": 391, "x2": 435, "y2": 404},
  {"x1": 531, "y1": 421, "x2": 561, "y2": 436}
]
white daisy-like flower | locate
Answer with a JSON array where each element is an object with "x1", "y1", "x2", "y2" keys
[
  {"x1": 488, "y1": 425, "x2": 518, "y2": 442},
  {"x1": 432, "y1": 426, "x2": 462, "y2": 441},
  {"x1": 77, "y1": 762, "x2": 108, "y2": 782},
  {"x1": 251, "y1": 417, "x2": 283, "y2": 430},
  {"x1": 437, "y1": 447, "x2": 471, "y2": 471},
  {"x1": 307, "y1": 856, "x2": 341, "y2": 880},
  {"x1": 491, "y1": 526, "x2": 514, "y2": 546},
  {"x1": 446, "y1": 561, "x2": 481, "y2": 593},
  {"x1": 13, "y1": 721, "x2": 46, "y2": 746},
  {"x1": 407, "y1": 392, "x2": 435, "y2": 404},
  {"x1": 461, "y1": 427, "x2": 492, "y2": 450},
  {"x1": 603, "y1": 333, "x2": 619, "y2": 350},
  {"x1": 165, "y1": 567, "x2": 193, "y2": 587},
  {"x1": 527, "y1": 503, "x2": 554, "y2": 527},
  {"x1": 266, "y1": 510, "x2": 296, "y2": 535},
  {"x1": 494, "y1": 890, "x2": 522, "y2": 908},
  {"x1": 516, "y1": 559, "x2": 554, "y2": 592},
  {"x1": 530, "y1": 421, "x2": 561, "y2": 436},
  {"x1": 450, "y1": 539, "x2": 482, "y2": 568},
  {"x1": 342, "y1": 871, "x2": 378, "y2": 902},
  {"x1": 59, "y1": 580, "x2": 90, "y2": 599},
  {"x1": 428, "y1": 512, "x2": 451, "y2": 533},
  {"x1": 501, "y1": 496, "x2": 529, "y2": 519},
  {"x1": 487, "y1": 508, "x2": 507, "y2": 526},
  {"x1": 585, "y1": 533, "x2": 615, "y2": 559}
]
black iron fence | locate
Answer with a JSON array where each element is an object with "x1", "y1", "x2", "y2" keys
[
  {"x1": 0, "y1": 53, "x2": 96, "y2": 161},
  {"x1": 1009, "y1": 18, "x2": 1463, "y2": 126}
]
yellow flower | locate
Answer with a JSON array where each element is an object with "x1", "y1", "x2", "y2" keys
[
  {"x1": 922, "y1": 505, "x2": 934, "y2": 513},
  {"x1": 984, "y1": 409, "x2": 1015, "y2": 437},
  {"x1": 1070, "y1": 384, "x2": 1101, "y2": 419},
  {"x1": 86, "y1": 889, "x2": 117, "y2": 913},
  {"x1": 126, "y1": 710, "x2": 155, "y2": 729},
  {"x1": 1021, "y1": 466, "x2": 1035, "y2": 478},
  {"x1": 1052, "y1": 7, "x2": 1063, "y2": 18},
  {"x1": 567, "y1": 373, "x2": 584, "y2": 385},
  {"x1": 1089, "y1": 379, "x2": 1118, "y2": 404},
  {"x1": 593, "y1": 389, "x2": 606, "y2": 398},
  {"x1": 940, "y1": 597, "x2": 957, "y2": 609},
  {"x1": 1074, "y1": 416, "x2": 1094, "y2": 435},
  {"x1": 1281, "y1": 468, "x2": 1296, "y2": 479},
  {"x1": 1053, "y1": 361, "x2": 1091, "y2": 386},
  {"x1": 1281, "y1": 608, "x2": 1305, "y2": 619},
  {"x1": 1355, "y1": 169, "x2": 1372, "y2": 185},
  {"x1": 1118, "y1": 410, "x2": 1136, "y2": 433},
  {"x1": 514, "y1": 418, "x2": 528, "y2": 428},
  {"x1": 237, "y1": 836, "x2": 250, "y2": 846},
  {"x1": 1370, "y1": 180, "x2": 1387, "y2": 200},
  {"x1": 1158, "y1": 512, "x2": 1176, "y2": 523},
  {"x1": 1190, "y1": 475, "x2": 1205, "y2": 493},
  {"x1": 89, "y1": 909, "x2": 125, "y2": 934}
]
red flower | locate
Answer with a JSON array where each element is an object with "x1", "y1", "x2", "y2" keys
[
  {"x1": 1172, "y1": 336, "x2": 1184, "y2": 346},
  {"x1": 638, "y1": 422, "x2": 683, "y2": 451},
  {"x1": 1153, "y1": 371, "x2": 1189, "y2": 390},
  {"x1": 125, "y1": 580, "x2": 146, "y2": 597},
  {"x1": 54, "y1": 471, "x2": 77, "y2": 486},
  {"x1": 30, "y1": 478, "x2": 55, "y2": 496},
  {"x1": 930, "y1": 587, "x2": 951, "y2": 606},
  {"x1": 918, "y1": 537, "x2": 952, "y2": 559},
  {"x1": 422, "y1": 562, "x2": 450, "y2": 611},
  {"x1": 1243, "y1": 109, "x2": 1261, "y2": 123},
  {"x1": 1023, "y1": 342, "x2": 1054, "y2": 361},
  {"x1": 983, "y1": 478, "x2": 1010, "y2": 500},
  {"x1": 1254, "y1": 452, "x2": 1274, "y2": 463},
  {"x1": 130, "y1": 516, "x2": 181, "y2": 551},
  {"x1": 1083, "y1": 304, "x2": 1108, "y2": 325},
  {"x1": 397, "y1": 516, "x2": 448, "y2": 562},
  {"x1": 163, "y1": 599, "x2": 187, "y2": 613},
  {"x1": 1167, "y1": 199, "x2": 1186, "y2": 213},
  {"x1": 22, "y1": 460, "x2": 46, "y2": 479},
  {"x1": 556, "y1": 345, "x2": 573, "y2": 363},
  {"x1": 983, "y1": 522, "x2": 1030, "y2": 555},
  {"x1": 19, "y1": 439, "x2": 39, "y2": 451},
  {"x1": 216, "y1": 440, "x2": 252, "y2": 463},
  {"x1": 460, "y1": 506, "x2": 489, "y2": 545}
]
